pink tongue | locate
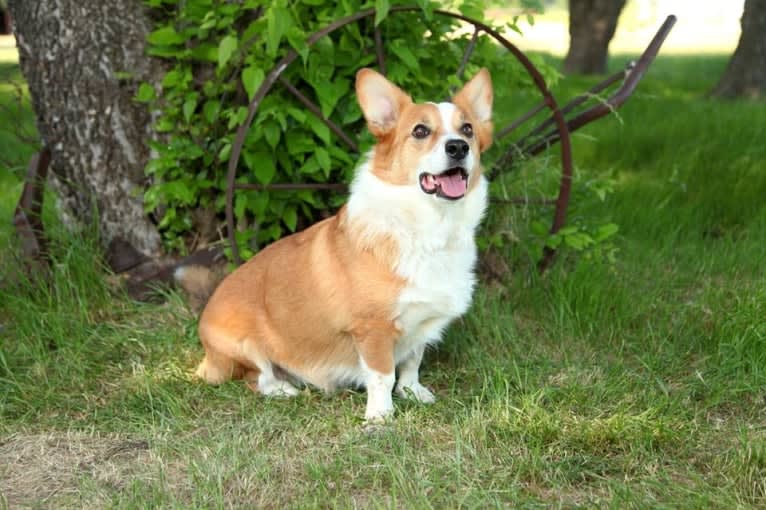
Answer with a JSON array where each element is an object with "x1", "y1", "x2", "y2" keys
[{"x1": 436, "y1": 173, "x2": 467, "y2": 198}]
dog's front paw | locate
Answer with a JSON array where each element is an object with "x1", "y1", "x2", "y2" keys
[
  {"x1": 395, "y1": 382, "x2": 436, "y2": 404},
  {"x1": 364, "y1": 402, "x2": 394, "y2": 424}
]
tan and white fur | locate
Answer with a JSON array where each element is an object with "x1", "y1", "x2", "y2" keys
[{"x1": 187, "y1": 68, "x2": 493, "y2": 421}]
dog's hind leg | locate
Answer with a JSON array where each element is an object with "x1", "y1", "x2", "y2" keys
[
  {"x1": 197, "y1": 322, "x2": 299, "y2": 396},
  {"x1": 195, "y1": 349, "x2": 253, "y2": 384},
  {"x1": 196, "y1": 323, "x2": 258, "y2": 384},
  {"x1": 234, "y1": 337, "x2": 299, "y2": 397},
  {"x1": 250, "y1": 360, "x2": 300, "y2": 397}
]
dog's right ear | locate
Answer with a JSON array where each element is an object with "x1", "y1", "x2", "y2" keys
[{"x1": 356, "y1": 69, "x2": 412, "y2": 137}]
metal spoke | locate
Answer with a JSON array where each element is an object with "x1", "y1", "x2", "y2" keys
[
  {"x1": 455, "y1": 26, "x2": 480, "y2": 82},
  {"x1": 278, "y1": 76, "x2": 359, "y2": 153},
  {"x1": 374, "y1": 27, "x2": 387, "y2": 76}
]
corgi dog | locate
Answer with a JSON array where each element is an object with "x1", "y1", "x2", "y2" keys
[{"x1": 188, "y1": 68, "x2": 493, "y2": 421}]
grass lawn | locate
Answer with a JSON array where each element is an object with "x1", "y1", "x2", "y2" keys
[{"x1": 1, "y1": 48, "x2": 766, "y2": 508}]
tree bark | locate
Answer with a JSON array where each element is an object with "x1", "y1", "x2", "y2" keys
[
  {"x1": 713, "y1": 0, "x2": 766, "y2": 98},
  {"x1": 8, "y1": 0, "x2": 165, "y2": 258},
  {"x1": 1, "y1": 9, "x2": 11, "y2": 35},
  {"x1": 563, "y1": 0, "x2": 626, "y2": 75}
]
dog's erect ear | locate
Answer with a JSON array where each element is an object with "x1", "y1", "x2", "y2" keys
[
  {"x1": 452, "y1": 68, "x2": 494, "y2": 151},
  {"x1": 453, "y1": 68, "x2": 493, "y2": 123},
  {"x1": 356, "y1": 68, "x2": 413, "y2": 137}
]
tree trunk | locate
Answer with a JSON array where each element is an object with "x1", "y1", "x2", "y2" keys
[
  {"x1": 1, "y1": 9, "x2": 11, "y2": 35},
  {"x1": 713, "y1": 0, "x2": 766, "y2": 98},
  {"x1": 8, "y1": 0, "x2": 165, "y2": 259},
  {"x1": 563, "y1": 0, "x2": 626, "y2": 75}
]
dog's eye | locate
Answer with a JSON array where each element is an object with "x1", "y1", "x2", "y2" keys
[
  {"x1": 412, "y1": 124, "x2": 431, "y2": 139},
  {"x1": 460, "y1": 123, "x2": 473, "y2": 138}
]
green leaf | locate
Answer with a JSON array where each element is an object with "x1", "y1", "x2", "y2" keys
[
  {"x1": 263, "y1": 121, "x2": 281, "y2": 148},
  {"x1": 593, "y1": 223, "x2": 619, "y2": 242},
  {"x1": 235, "y1": 193, "x2": 247, "y2": 220},
  {"x1": 266, "y1": 6, "x2": 293, "y2": 58},
  {"x1": 390, "y1": 41, "x2": 420, "y2": 72},
  {"x1": 155, "y1": 117, "x2": 175, "y2": 132},
  {"x1": 266, "y1": 223, "x2": 282, "y2": 242},
  {"x1": 249, "y1": 192, "x2": 270, "y2": 216},
  {"x1": 563, "y1": 232, "x2": 594, "y2": 251},
  {"x1": 286, "y1": 107, "x2": 307, "y2": 123},
  {"x1": 328, "y1": 144, "x2": 353, "y2": 165},
  {"x1": 157, "y1": 206, "x2": 176, "y2": 229},
  {"x1": 414, "y1": 0, "x2": 434, "y2": 19},
  {"x1": 114, "y1": 71, "x2": 134, "y2": 81},
  {"x1": 374, "y1": 0, "x2": 390, "y2": 26},
  {"x1": 506, "y1": 18, "x2": 523, "y2": 36},
  {"x1": 306, "y1": 115, "x2": 330, "y2": 144},
  {"x1": 145, "y1": 158, "x2": 164, "y2": 176},
  {"x1": 147, "y1": 26, "x2": 185, "y2": 46},
  {"x1": 313, "y1": 79, "x2": 350, "y2": 118},
  {"x1": 163, "y1": 180, "x2": 195, "y2": 204},
  {"x1": 228, "y1": 106, "x2": 248, "y2": 129},
  {"x1": 161, "y1": 69, "x2": 182, "y2": 89},
  {"x1": 283, "y1": 206, "x2": 297, "y2": 232},
  {"x1": 242, "y1": 65, "x2": 265, "y2": 101},
  {"x1": 458, "y1": 0, "x2": 485, "y2": 21},
  {"x1": 242, "y1": 19, "x2": 263, "y2": 44},
  {"x1": 144, "y1": 185, "x2": 160, "y2": 211},
  {"x1": 183, "y1": 97, "x2": 197, "y2": 122},
  {"x1": 190, "y1": 43, "x2": 218, "y2": 62},
  {"x1": 218, "y1": 35, "x2": 239, "y2": 69},
  {"x1": 253, "y1": 151, "x2": 276, "y2": 184},
  {"x1": 287, "y1": 137, "x2": 316, "y2": 156},
  {"x1": 299, "y1": 155, "x2": 321, "y2": 175},
  {"x1": 545, "y1": 233, "x2": 562, "y2": 249},
  {"x1": 315, "y1": 147, "x2": 331, "y2": 175},
  {"x1": 146, "y1": 46, "x2": 185, "y2": 58},
  {"x1": 135, "y1": 83, "x2": 155, "y2": 103},
  {"x1": 530, "y1": 220, "x2": 549, "y2": 236},
  {"x1": 200, "y1": 12, "x2": 217, "y2": 30},
  {"x1": 557, "y1": 226, "x2": 579, "y2": 236},
  {"x1": 286, "y1": 26, "x2": 309, "y2": 62},
  {"x1": 218, "y1": 142, "x2": 231, "y2": 162},
  {"x1": 203, "y1": 100, "x2": 220, "y2": 123}
]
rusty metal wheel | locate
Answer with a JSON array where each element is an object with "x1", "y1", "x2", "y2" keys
[{"x1": 218, "y1": 7, "x2": 676, "y2": 270}]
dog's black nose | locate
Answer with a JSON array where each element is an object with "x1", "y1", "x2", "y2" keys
[{"x1": 445, "y1": 139, "x2": 470, "y2": 160}]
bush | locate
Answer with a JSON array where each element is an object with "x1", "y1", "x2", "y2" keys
[{"x1": 138, "y1": 0, "x2": 559, "y2": 260}]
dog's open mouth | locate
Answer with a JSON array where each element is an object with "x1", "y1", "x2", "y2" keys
[{"x1": 419, "y1": 167, "x2": 468, "y2": 200}]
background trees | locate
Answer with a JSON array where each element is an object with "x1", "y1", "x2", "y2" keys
[
  {"x1": 562, "y1": 0, "x2": 626, "y2": 75},
  {"x1": 713, "y1": 0, "x2": 766, "y2": 98}
]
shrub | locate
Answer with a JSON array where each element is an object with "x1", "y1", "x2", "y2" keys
[{"x1": 138, "y1": 0, "x2": 563, "y2": 260}]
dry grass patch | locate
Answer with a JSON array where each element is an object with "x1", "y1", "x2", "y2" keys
[{"x1": 0, "y1": 431, "x2": 167, "y2": 509}]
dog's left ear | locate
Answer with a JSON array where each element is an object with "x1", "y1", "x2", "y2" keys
[
  {"x1": 356, "y1": 68, "x2": 413, "y2": 137},
  {"x1": 453, "y1": 68, "x2": 493, "y2": 151}
]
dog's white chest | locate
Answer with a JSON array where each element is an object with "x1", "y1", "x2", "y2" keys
[
  {"x1": 346, "y1": 163, "x2": 488, "y2": 361},
  {"x1": 390, "y1": 194, "x2": 487, "y2": 358},
  {"x1": 393, "y1": 236, "x2": 477, "y2": 354}
]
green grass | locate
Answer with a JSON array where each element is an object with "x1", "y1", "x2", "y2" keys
[{"x1": 2, "y1": 51, "x2": 766, "y2": 508}]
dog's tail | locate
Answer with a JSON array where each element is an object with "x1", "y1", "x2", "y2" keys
[{"x1": 174, "y1": 265, "x2": 223, "y2": 312}]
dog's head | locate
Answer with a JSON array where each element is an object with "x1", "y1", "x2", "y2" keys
[{"x1": 356, "y1": 68, "x2": 493, "y2": 201}]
